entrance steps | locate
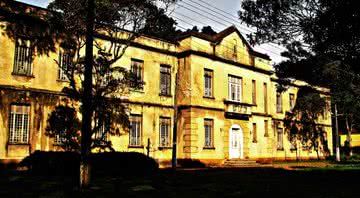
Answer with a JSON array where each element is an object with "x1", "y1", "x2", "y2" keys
[{"x1": 222, "y1": 159, "x2": 273, "y2": 168}]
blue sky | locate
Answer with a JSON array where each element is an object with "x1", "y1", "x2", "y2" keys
[{"x1": 17, "y1": 0, "x2": 285, "y2": 64}]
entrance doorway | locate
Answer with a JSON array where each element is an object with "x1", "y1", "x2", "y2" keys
[{"x1": 229, "y1": 124, "x2": 243, "y2": 159}]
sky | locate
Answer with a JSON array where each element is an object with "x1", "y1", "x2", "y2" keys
[{"x1": 17, "y1": 0, "x2": 286, "y2": 64}]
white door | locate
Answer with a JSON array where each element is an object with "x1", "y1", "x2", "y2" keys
[{"x1": 229, "y1": 125, "x2": 243, "y2": 159}]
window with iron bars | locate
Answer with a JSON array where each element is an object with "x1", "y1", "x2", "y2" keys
[
  {"x1": 204, "y1": 119, "x2": 214, "y2": 148},
  {"x1": 159, "y1": 117, "x2": 171, "y2": 147},
  {"x1": 13, "y1": 38, "x2": 33, "y2": 76},
  {"x1": 129, "y1": 115, "x2": 142, "y2": 146},
  {"x1": 130, "y1": 59, "x2": 144, "y2": 89},
  {"x1": 93, "y1": 117, "x2": 110, "y2": 145},
  {"x1": 160, "y1": 65, "x2": 171, "y2": 95},
  {"x1": 58, "y1": 48, "x2": 72, "y2": 81},
  {"x1": 204, "y1": 69, "x2": 213, "y2": 97},
  {"x1": 8, "y1": 105, "x2": 30, "y2": 144}
]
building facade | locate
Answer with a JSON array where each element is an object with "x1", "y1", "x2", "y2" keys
[{"x1": 0, "y1": 2, "x2": 333, "y2": 166}]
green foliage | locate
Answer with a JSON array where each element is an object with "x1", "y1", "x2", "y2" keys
[
  {"x1": 201, "y1": 26, "x2": 217, "y2": 36},
  {"x1": 240, "y1": 0, "x2": 360, "y2": 151},
  {"x1": 283, "y1": 87, "x2": 330, "y2": 159},
  {"x1": 139, "y1": 3, "x2": 178, "y2": 41}
]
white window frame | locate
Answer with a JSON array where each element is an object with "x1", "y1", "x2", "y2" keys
[
  {"x1": 54, "y1": 131, "x2": 66, "y2": 145},
  {"x1": 159, "y1": 117, "x2": 171, "y2": 147},
  {"x1": 8, "y1": 105, "x2": 30, "y2": 144},
  {"x1": 204, "y1": 119, "x2": 214, "y2": 148},
  {"x1": 129, "y1": 115, "x2": 142, "y2": 146},
  {"x1": 204, "y1": 69, "x2": 213, "y2": 97},
  {"x1": 228, "y1": 75, "x2": 242, "y2": 102}
]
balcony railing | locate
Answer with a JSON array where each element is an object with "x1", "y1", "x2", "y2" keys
[{"x1": 224, "y1": 100, "x2": 254, "y2": 120}]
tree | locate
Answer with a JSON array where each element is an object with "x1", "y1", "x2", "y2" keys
[
  {"x1": 201, "y1": 25, "x2": 217, "y2": 36},
  {"x1": 140, "y1": 3, "x2": 178, "y2": 41},
  {"x1": 239, "y1": 0, "x2": 360, "y2": 157},
  {"x1": 46, "y1": 0, "x2": 177, "y2": 188},
  {"x1": 1, "y1": 0, "x2": 177, "y2": 188},
  {"x1": 186, "y1": 25, "x2": 199, "y2": 33},
  {"x1": 283, "y1": 87, "x2": 330, "y2": 160},
  {"x1": 46, "y1": 102, "x2": 81, "y2": 152}
]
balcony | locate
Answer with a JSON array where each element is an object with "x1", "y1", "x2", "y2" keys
[{"x1": 224, "y1": 100, "x2": 254, "y2": 120}]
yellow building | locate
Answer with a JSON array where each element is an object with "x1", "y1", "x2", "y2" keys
[{"x1": 0, "y1": 2, "x2": 333, "y2": 166}]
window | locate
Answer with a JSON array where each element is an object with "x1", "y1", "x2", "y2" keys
[
  {"x1": 228, "y1": 75, "x2": 242, "y2": 101},
  {"x1": 100, "y1": 71, "x2": 112, "y2": 87},
  {"x1": 8, "y1": 105, "x2": 30, "y2": 144},
  {"x1": 54, "y1": 130, "x2": 66, "y2": 145},
  {"x1": 252, "y1": 80, "x2": 256, "y2": 104},
  {"x1": 277, "y1": 127, "x2": 283, "y2": 150},
  {"x1": 130, "y1": 59, "x2": 144, "y2": 89},
  {"x1": 252, "y1": 123, "x2": 257, "y2": 143},
  {"x1": 264, "y1": 120, "x2": 269, "y2": 137},
  {"x1": 276, "y1": 92, "x2": 282, "y2": 113},
  {"x1": 129, "y1": 115, "x2": 142, "y2": 146},
  {"x1": 263, "y1": 83, "x2": 268, "y2": 113},
  {"x1": 159, "y1": 117, "x2": 171, "y2": 147},
  {"x1": 204, "y1": 69, "x2": 213, "y2": 97},
  {"x1": 204, "y1": 119, "x2": 214, "y2": 148},
  {"x1": 289, "y1": 93, "x2": 295, "y2": 111},
  {"x1": 13, "y1": 38, "x2": 33, "y2": 76},
  {"x1": 160, "y1": 65, "x2": 171, "y2": 95},
  {"x1": 58, "y1": 48, "x2": 72, "y2": 81},
  {"x1": 94, "y1": 117, "x2": 110, "y2": 145}
]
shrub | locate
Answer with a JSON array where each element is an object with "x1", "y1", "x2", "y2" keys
[{"x1": 19, "y1": 151, "x2": 159, "y2": 177}]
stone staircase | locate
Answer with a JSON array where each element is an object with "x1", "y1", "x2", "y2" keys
[{"x1": 222, "y1": 159, "x2": 273, "y2": 168}]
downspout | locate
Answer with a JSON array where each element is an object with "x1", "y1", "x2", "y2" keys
[{"x1": 172, "y1": 61, "x2": 180, "y2": 169}]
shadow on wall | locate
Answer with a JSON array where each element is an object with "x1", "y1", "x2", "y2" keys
[{"x1": 18, "y1": 150, "x2": 159, "y2": 177}]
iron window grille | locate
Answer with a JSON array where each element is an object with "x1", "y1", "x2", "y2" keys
[
  {"x1": 8, "y1": 105, "x2": 30, "y2": 144},
  {"x1": 160, "y1": 65, "x2": 171, "y2": 95},
  {"x1": 13, "y1": 38, "x2": 33, "y2": 76}
]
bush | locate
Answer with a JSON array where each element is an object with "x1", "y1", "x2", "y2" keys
[
  {"x1": 19, "y1": 151, "x2": 159, "y2": 177},
  {"x1": 90, "y1": 152, "x2": 159, "y2": 176},
  {"x1": 177, "y1": 159, "x2": 206, "y2": 168},
  {"x1": 19, "y1": 150, "x2": 80, "y2": 176}
]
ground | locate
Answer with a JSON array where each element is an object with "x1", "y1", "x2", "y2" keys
[{"x1": 1, "y1": 160, "x2": 360, "y2": 198}]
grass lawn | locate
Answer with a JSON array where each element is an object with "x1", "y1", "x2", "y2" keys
[{"x1": 1, "y1": 162, "x2": 360, "y2": 198}]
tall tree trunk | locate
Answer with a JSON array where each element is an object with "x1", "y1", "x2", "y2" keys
[
  {"x1": 80, "y1": 0, "x2": 95, "y2": 189},
  {"x1": 345, "y1": 116, "x2": 353, "y2": 157}
]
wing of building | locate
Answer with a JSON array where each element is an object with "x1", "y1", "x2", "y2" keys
[{"x1": 0, "y1": 1, "x2": 333, "y2": 167}]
